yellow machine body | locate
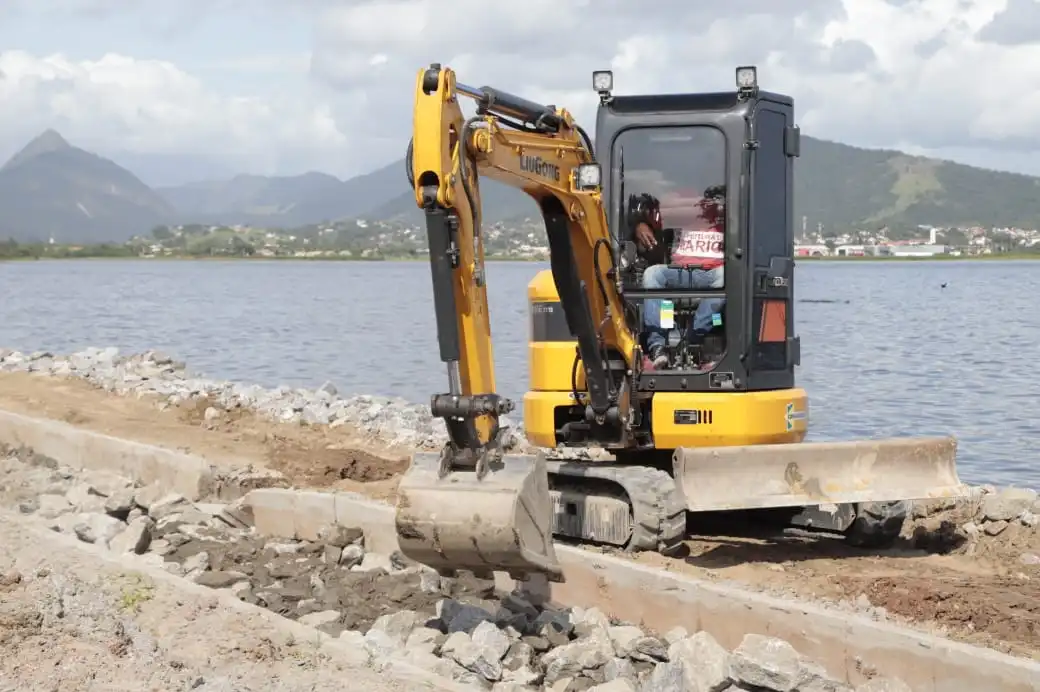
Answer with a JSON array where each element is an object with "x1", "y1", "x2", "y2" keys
[
  {"x1": 393, "y1": 63, "x2": 966, "y2": 583},
  {"x1": 524, "y1": 269, "x2": 809, "y2": 450}
]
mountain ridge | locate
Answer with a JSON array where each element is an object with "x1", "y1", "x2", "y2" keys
[
  {"x1": 3, "y1": 128, "x2": 1040, "y2": 245},
  {"x1": 0, "y1": 131, "x2": 176, "y2": 244}
]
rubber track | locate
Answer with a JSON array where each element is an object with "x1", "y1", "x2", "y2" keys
[{"x1": 544, "y1": 458, "x2": 687, "y2": 556}]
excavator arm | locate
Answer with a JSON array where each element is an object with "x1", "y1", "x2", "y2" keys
[{"x1": 394, "y1": 64, "x2": 634, "y2": 582}]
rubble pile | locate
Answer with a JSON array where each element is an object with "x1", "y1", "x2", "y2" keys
[
  {"x1": 909, "y1": 486, "x2": 1039, "y2": 564},
  {"x1": 0, "y1": 347, "x2": 616, "y2": 460},
  {"x1": 0, "y1": 347, "x2": 456, "y2": 450},
  {"x1": 1, "y1": 445, "x2": 910, "y2": 691}
]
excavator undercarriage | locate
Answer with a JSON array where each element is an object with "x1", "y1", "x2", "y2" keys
[{"x1": 393, "y1": 63, "x2": 966, "y2": 583}]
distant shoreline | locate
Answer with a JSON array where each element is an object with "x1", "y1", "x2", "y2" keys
[
  {"x1": 3, "y1": 252, "x2": 1039, "y2": 263},
  {"x1": 796, "y1": 252, "x2": 1040, "y2": 262}
]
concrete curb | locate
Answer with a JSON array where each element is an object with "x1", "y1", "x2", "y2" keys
[
  {"x1": 245, "y1": 487, "x2": 1040, "y2": 692},
  {"x1": 0, "y1": 507, "x2": 469, "y2": 692},
  {"x1": 0, "y1": 409, "x2": 215, "y2": 500},
  {"x1": 1, "y1": 409, "x2": 1037, "y2": 692}
]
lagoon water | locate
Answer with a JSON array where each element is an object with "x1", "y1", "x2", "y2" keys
[{"x1": 2, "y1": 258, "x2": 1038, "y2": 487}]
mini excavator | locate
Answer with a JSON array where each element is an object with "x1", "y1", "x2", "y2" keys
[{"x1": 393, "y1": 63, "x2": 966, "y2": 582}]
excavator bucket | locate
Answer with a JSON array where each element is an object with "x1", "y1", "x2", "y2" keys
[
  {"x1": 394, "y1": 450, "x2": 564, "y2": 582},
  {"x1": 673, "y1": 436, "x2": 966, "y2": 511}
]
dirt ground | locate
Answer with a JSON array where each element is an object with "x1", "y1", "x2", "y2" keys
[
  {"x1": 0, "y1": 511, "x2": 446, "y2": 692},
  {"x1": 0, "y1": 372, "x2": 405, "y2": 501},
  {"x1": 1, "y1": 372, "x2": 1038, "y2": 661}
]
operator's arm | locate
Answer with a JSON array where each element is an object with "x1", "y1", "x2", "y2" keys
[{"x1": 633, "y1": 222, "x2": 657, "y2": 251}]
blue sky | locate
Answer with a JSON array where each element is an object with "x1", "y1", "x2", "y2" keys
[{"x1": 2, "y1": 0, "x2": 1040, "y2": 186}]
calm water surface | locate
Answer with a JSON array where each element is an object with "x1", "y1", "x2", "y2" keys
[{"x1": 2, "y1": 258, "x2": 1038, "y2": 487}]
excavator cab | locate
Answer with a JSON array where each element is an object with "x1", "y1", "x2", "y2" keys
[
  {"x1": 604, "y1": 66, "x2": 795, "y2": 391},
  {"x1": 394, "y1": 64, "x2": 965, "y2": 585}
]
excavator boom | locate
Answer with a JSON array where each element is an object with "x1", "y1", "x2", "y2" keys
[{"x1": 394, "y1": 64, "x2": 634, "y2": 583}]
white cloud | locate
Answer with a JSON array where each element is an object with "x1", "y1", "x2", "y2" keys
[
  {"x1": 4, "y1": 0, "x2": 1040, "y2": 179},
  {"x1": 0, "y1": 49, "x2": 348, "y2": 176}
]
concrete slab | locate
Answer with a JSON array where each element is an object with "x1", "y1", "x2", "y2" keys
[{"x1": 0, "y1": 409, "x2": 214, "y2": 500}]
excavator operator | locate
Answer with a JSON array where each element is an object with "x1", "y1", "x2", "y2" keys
[{"x1": 633, "y1": 185, "x2": 726, "y2": 370}]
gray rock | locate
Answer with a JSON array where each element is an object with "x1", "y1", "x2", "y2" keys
[
  {"x1": 154, "y1": 510, "x2": 215, "y2": 536},
  {"x1": 533, "y1": 608, "x2": 574, "y2": 646},
  {"x1": 148, "y1": 493, "x2": 193, "y2": 520},
  {"x1": 471, "y1": 620, "x2": 511, "y2": 661},
  {"x1": 182, "y1": 551, "x2": 210, "y2": 579},
  {"x1": 541, "y1": 628, "x2": 614, "y2": 684},
  {"x1": 798, "y1": 661, "x2": 853, "y2": 692},
  {"x1": 571, "y1": 606, "x2": 611, "y2": 637},
  {"x1": 445, "y1": 636, "x2": 504, "y2": 682},
  {"x1": 36, "y1": 493, "x2": 73, "y2": 519},
  {"x1": 980, "y1": 488, "x2": 1038, "y2": 522},
  {"x1": 418, "y1": 568, "x2": 443, "y2": 594},
  {"x1": 368, "y1": 610, "x2": 420, "y2": 648},
  {"x1": 66, "y1": 483, "x2": 106, "y2": 512},
  {"x1": 298, "y1": 610, "x2": 341, "y2": 628},
  {"x1": 438, "y1": 599, "x2": 496, "y2": 633},
  {"x1": 351, "y1": 552, "x2": 392, "y2": 573},
  {"x1": 501, "y1": 593, "x2": 540, "y2": 618},
  {"x1": 195, "y1": 570, "x2": 249, "y2": 589},
  {"x1": 323, "y1": 544, "x2": 342, "y2": 565},
  {"x1": 217, "y1": 498, "x2": 254, "y2": 529},
  {"x1": 601, "y1": 657, "x2": 635, "y2": 683},
  {"x1": 73, "y1": 513, "x2": 126, "y2": 546},
  {"x1": 103, "y1": 488, "x2": 136, "y2": 518},
  {"x1": 668, "y1": 631, "x2": 730, "y2": 692},
  {"x1": 1019, "y1": 510, "x2": 1038, "y2": 528},
  {"x1": 405, "y1": 626, "x2": 445, "y2": 653},
  {"x1": 108, "y1": 516, "x2": 153, "y2": 554},
  {"x1": 607, "y1": 626, "x2": 645, "y2": 657},
  {"x1": 642, "y1": 662, "x2": 685, "y2": 691},
  {"x1": 339, "y1": 543, "x2": 366, "y2": 568},
  {"x1": 984, "y1": 520, "x2": 1009, "y2": 536},
  {"x1": 133, "y1": 482, "x2": 167, "y2": 511},
  {"x1": 729, "y1": 633, "x2": 812, "y2": 692}
]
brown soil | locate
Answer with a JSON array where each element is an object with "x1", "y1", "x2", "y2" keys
[
  {"x1": 630, "y1": 511, "x2": 1040, "y2": 659},
  {"x1": 2, "y1": 372, "x2": 1038, "y2": 660},
  {"x1": 0, "y1": 373, "x2": 405, "y2": 500}
]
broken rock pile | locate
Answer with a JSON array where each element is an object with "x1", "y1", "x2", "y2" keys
[
  {"x1": 364, "y1": 595, "x2": 906, "y2": 691},
  {"x1": 0, "y1": 446, "x2": 911, "y2": 691},
  {"x1": 0, "y1": 347, "x2": 620, "y2": 460},
  {"x1": 910, "y1": 485, "x2": 1040, "y2": 564},
  {"x1": 0, "y1": 347, "x2": 458, "y2": 450}
]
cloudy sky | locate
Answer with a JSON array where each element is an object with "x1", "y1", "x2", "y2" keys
[{"x1": 1, "y1": 0, "x2": 1039, "y2": 186}]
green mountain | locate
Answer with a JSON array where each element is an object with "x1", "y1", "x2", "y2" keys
[
  {"x1": 794, "y1": 138, "x2": 1040, "y2": 232},
  {"x1": 156, "y1": 161, "x2": 407, "y2": 228},
  {"x1": 6, "y1": 127, "x2": 1040, "y2": 246},
  {"x1": 0, "y1": 130, "x2": 176, "y2": 244},
  {"x1": 360, "y1": 137, "x2": 1040, "y2": 234}
]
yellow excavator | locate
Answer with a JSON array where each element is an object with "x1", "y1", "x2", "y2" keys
[{"x1": 393, "y1": 63, "x2": 966, "y2": 582}]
